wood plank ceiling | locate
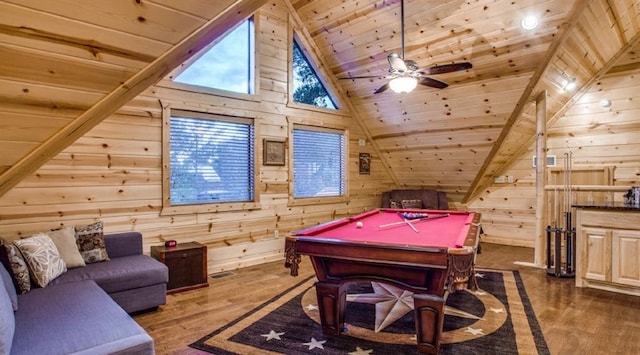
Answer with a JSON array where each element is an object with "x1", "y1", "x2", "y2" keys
[{"x1": 0, "y1": 0, "x2": 639, "y2": 202}]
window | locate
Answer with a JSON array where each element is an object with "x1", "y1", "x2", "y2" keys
[
  {"x1": 292, "y1": 39, "x2": 338, "y2": 109},
  {"x1": 168, "y1": 110, "x2": 254, "y2": 206},
  {"x1": 293, "y1": 127, "x2": 346, "y2": 198},
  {"x1": 173, "y1": 19, "x2": 255, "y2": 94}
]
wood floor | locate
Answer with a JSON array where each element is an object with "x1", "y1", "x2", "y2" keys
[{"x1": 134, "y1": 243, "x2": 640, "y2": 354}]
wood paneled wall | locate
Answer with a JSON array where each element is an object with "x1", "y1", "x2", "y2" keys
[
  {"x1": 0, "y1": 1, "x2": 395, "y2": 273},
  {"x1": 469, "y1": 67, "x2": 640, "y2": 247}
]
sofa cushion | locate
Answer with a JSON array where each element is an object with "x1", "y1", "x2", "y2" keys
[
  {"x1": 47, "y1": 226, "x2": 86, "y2": 269},
  {"x1": 14, "y1": 234, "x2": 67, "y2": 288},
  {"x1": 0, "y1": 264, "x2": 17, "y2": 311},
  {"x1": 75, "y1": 221, "x2": 109, "y2": 264},
  {"x1": 12, "y1": 280, "x2": 154, "y2": 355},
  {"x1": 48, "y1": 255, "x2": 168, "y2": 294},
  {"x1": 0, "y1": 267, "x2": 15, "y2": 355},
  {"x1": 3, "y1": 244, "x2": 31, "y2": 294}
]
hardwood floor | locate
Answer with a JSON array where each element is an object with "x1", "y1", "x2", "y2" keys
[{"x1": 134, "y1": 243, "x2": 640, "y2": 354}]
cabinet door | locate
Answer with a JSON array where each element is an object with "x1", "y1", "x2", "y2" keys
[
  {"x1": 612, "y1": 230, "x2": 640, "y2": 287},
  {"x1": 581, "y1": 228, "x2": 611, "y2": 282}
]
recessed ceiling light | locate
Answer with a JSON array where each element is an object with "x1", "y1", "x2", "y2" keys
[
  {"x1": 600, "y1": 99, "x2": 612, "y2": 107},
  {"x1": 562, "y1": 78, "x2": 577, "y2": 92},
  {"x1": 521, "y1": 15, "x2": 539, "y2": 30}
]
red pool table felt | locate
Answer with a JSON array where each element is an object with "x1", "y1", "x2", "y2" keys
[{"x1": 293, "y1": 208, "x2": 475, "y2": 249}]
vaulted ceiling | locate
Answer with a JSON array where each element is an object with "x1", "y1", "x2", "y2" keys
[{"x1": 1, "y1": 0, "x2": 639, "y2": 202}]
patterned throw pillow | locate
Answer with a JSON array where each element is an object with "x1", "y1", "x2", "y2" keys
[
  {"x1": 389, "y1": 200, "x2": 402, "y2": 209},
  {"x1": 75, "y1": 221, "x2": 109, "y2": 263},
  {"x1": 3, "y1": 243, "x2": 30, "y2": 294},
  {"x1": 401, "y1": 199, "x2": 423, "y2": 209},
  {"x1": 14, "y1": 234, "x2": 67, "y2": 288}
]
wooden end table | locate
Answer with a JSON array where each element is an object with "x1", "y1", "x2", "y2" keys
[{"x1": 151, "y1": 242, "x2": 209, "y2": 294}]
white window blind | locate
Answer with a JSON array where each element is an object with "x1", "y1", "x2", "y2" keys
[
  {"x1": 169, "y1": 113, "x2": 254, "y2": 205},
  {"x1": 293, "y1": 127, "x2": 345, "y2": 198}
]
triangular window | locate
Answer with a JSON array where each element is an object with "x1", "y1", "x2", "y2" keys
[
  {"x1": 292, "y1": 40, "x2": 338, "y2": 109},
  {"x1": 173, "y1": 19, "x2": 255, "y2": 94}
]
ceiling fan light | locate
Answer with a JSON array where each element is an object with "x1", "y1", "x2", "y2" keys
[{"x1": 389, "y1": 77, "x2": 417, "y2": 93}]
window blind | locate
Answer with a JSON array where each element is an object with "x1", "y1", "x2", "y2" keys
[
  {"x1": 293, "y1": 128, "x2": 345, "y2": 198},
  {"x1": 170, "y1": 115, "x2": 254, "y2": 205}
]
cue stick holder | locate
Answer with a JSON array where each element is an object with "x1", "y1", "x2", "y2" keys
[{"x1": 545, "y1": 214, "x2": 576, "y2": 278}]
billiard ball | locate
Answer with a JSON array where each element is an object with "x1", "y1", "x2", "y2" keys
[{"x1": 356, "y1": 221, "x2": 363, "y2": 228}]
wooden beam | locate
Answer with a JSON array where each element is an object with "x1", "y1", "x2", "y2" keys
[
  {"x1": 0, "y1": 0, "x2": 269, "y2": 198},
  {"x1": 462, "y1": 0, "x2": 591, "y2": 204},
  {"x1": 533, "y1": 90, "x2": 547, "y2": 268}
]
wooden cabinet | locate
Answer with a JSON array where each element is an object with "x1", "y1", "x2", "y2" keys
[
  {"x1": 611, "y1": 230, "x2": 640, "y2": 287},
  {"x1": 580, "y1": 227, "x2": 610, "y2": 283},
  {"x1": 151, "y1": 242, "x2": 209, "y2": 294},
  {"x1": 576, "y1": 208, "x2": 640, "y2": 296}
]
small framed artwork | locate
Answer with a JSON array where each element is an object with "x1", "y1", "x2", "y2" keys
[
  {"x1": 263, "y1": 139, "x2": 286, "y2": 166},
  {"x1": 359, "y1": 153, "x2": 371, "y2": 175}
]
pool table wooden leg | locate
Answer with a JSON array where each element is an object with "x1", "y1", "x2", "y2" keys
[
  {"x1": 413, "y1": 293, "x2": 445, "y2": 354},
  {"x1": 314, "y1": 281, "x2": 348, "y2": 335}
]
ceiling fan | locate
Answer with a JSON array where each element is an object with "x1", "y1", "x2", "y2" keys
[{"x1": 339, "y1": 0, "x2": 472, "y2": 94}]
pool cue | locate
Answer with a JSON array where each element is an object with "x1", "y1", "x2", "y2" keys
[
  {"x1": 377, "y1": 214, "x2": 450, "y2": 229},
  {"x1": 402, "y1": 217, "x2": 419, "y2": 233}
]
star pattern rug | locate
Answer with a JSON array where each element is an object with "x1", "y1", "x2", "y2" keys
[{"x1": 190, "y1": 269, "x2": 550, "y2": 354}]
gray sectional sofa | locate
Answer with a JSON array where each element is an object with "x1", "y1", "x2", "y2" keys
[{"x1": 1, "y1": 231, "x2": 168, "y2": 355}]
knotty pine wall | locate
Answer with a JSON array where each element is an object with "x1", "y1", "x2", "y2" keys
[
  {"x1": 0, "y1": 1, "x2": 395, "y2": 273},
  {"x1": 469, "y1": 68, "x2": 640, "y2": 247}
]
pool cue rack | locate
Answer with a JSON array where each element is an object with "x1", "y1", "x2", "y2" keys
[
  {"x1": 546, "y1": 216, "x2": 576, "y2": 278},
  {"x1": 546, "y1": 151, "x2": 576, "y2": 278}
]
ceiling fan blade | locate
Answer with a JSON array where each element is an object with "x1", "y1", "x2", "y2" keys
[
  {"x1": 418, "y1": 62, "x2": 473, "y2": 75},
  {"x1": 374, "y1": 82, "x2": 390, "y2": 94},
  {"x1": 418, "y1": 77, "x2": 449, "y2": 89},
  {"x1": 387, "y1": 53, "x2": 407, "y2": 72},
  {"x1": 337, "y1": 75, "x2": 384, "y2": 80}
]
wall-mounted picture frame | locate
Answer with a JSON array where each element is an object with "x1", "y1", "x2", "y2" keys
[
  {"x1": 263, "y1": 139, "x2": 286, "y2": 166},
  {"x1": 359, "y1": 153, "x2": 371, "y2": 175}
]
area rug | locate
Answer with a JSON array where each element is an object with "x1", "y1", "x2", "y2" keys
[{"x1": 190, "y1": 269, "x2": 549, "y2": 354}]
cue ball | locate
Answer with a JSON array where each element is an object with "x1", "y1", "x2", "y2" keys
[{"x1": 356, "y1": 221, "x2": 363, "y2": 228}]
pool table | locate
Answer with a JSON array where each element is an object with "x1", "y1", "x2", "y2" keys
[{"x1": 284, "y1": 208, "x2": 481, "y2": 354}]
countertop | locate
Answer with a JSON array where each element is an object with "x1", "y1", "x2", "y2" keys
[{"x1": 572, "y1": 203, "x2": 640, "y2": 211}]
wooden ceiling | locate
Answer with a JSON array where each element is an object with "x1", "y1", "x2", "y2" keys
[{"x1": 0, "y1": 0, "x2": 639, "y2": 202}]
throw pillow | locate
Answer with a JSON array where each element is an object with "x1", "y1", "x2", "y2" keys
[
  {"x1": 75, "y1": 221, "x2": 109, "y2": 263},
  {"x1": 401, "y1": 199, "x2": 423, "y2": 209},
  {"x1": 3, "y1": 243, "x2": 30, "y2": 294},
  {"x1": 48, "y1": 226, "x2": 86, "y2": 269},
  {"x1": 0, "y1": 240, "x2": 13, "y2": 285},
  {"x1": 389, "y1": 200, "x2": 402, "y2": 209},
  {"x1": 14, "y1": 234, "x2": 67, "y2": 288}
]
